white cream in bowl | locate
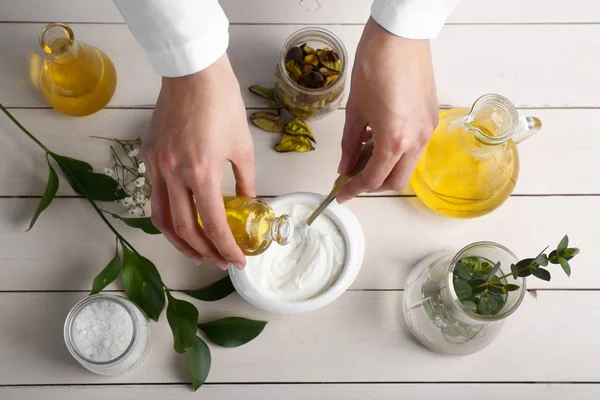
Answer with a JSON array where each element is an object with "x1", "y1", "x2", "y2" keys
[
  {"x1": 229, "y1": 192, "x2": 364, "y2": 314},
  {"x1": 247, "y1": 203, "x2": 346, "y2": 302}
]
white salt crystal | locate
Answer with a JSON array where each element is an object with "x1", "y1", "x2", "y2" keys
[{"x1": 71, "y1": 300, "x2": 134, "y2": 362}]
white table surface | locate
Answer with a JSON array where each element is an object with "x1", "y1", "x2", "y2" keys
[{"x1": 1, "y1": 1, "x2": 599, "y2": 398}]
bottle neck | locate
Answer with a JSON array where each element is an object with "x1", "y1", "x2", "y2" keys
[
  {"x1": 267, "y1": 214, "x2": 294, "y2": 246},
  {"x1": 39, "y1": 23, "x2": 79, "y2": 64},
  {"x1": 462, "y1": 94, "x2": 519, "y2": 145}
]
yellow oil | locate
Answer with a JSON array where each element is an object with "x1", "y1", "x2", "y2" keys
[
  {"x1": 40, "y1": 36, "x2": 117, "y2": 116},
  {"x1": 411, "y1": 109, "x2": 519, "y2": 218},
  {"x1": 198, "y1": 196, "x2": 277, "y2": 256}
]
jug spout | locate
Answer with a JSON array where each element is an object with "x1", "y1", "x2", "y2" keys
[{"x1": 512, "y1": 116, "x2": 542, "y2": 144}]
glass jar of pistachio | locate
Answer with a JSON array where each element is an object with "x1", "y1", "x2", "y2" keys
[{"x1": 275, "y1": 27, "x2": 348, "y2": 121}]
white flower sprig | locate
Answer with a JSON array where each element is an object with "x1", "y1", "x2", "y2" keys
[{"x1": 92, "y1": 136, "x2": 152, "y2": 216}]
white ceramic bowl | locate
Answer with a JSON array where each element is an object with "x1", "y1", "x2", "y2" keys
[{"x1": 229, "y1": 192, "x2": 365, "y2": 314}]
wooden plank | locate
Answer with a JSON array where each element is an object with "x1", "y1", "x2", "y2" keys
[
  {"x1": 0, "y1": 24, "x2": 599, "y2": 108},
  {"x1": 2, "y1": 384, "x2": 600, "y2": 400},
  {"x1": 1, "y1": 0, "x2": 599, "y2": 24},
  {"x1": 0, "y1": 196, "x2": 597, "y2": 291},
  {"x1": 1, "y1": 108, "x2": 598, "y2": 197},
  {"x1": 0, "y1": 291, "x2": 598, "y2": 384}
]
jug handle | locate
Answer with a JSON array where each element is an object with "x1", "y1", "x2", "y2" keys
[{"x1": 512, "y1": 116, "x2": 542, "y2": 144}]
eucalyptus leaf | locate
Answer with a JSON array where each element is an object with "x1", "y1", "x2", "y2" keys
[
  {"x1": 486, "y1": 262, "x2": 502, "y2": 280},
  {"x1": 488, "y1": 284, "x2": 506, "y2": 294},
  {"x1": 166, "y1": 291, "x2": 199, "y2": 353},
  {"x1": 562, "y1": 248, "x2": 580, "y2": 261},
  {"x1": 470, "y1": 279, "x2": 488, "y2": 295},
  {"x1": 460, "y1": 257, "x2": 482, "y2": 273},
  {"x1": 510, "y1": 263, "x2": 519, "y2": 278},
  {"x1": 121, "y1": 244, "x2": 165, "y2": 321},
  {"x1": 189, "y1": 336, "x2": 211, "y2": 391},
  {"x1": 477, "y1": 294, "x2": 493, "y2": 315},
  {"x1": 548, "y1": 250, "x2": 560, "y2": 265},
  {"x1": 559, "y1": 258, "x2": 571, "y2": 277},
  {"x1": 531, "y1": 267, "x2": 551, "y2": 281},
  {"x1": 534, "y1": 253, "x2": 549, "y2": 267},
  {"x1": 557, "y1": 235, "x2": 569, "y2": 252},
  {"x1": 462, "y1": 300, "x2": 477, "y2": 313},
  {"x1": 504, "y1": 284, "x2": 520, "y2": 292},
  {"x1": 27, "y1": 158, "x2": 59, "y2": 231},
  {"x1": 453, "y1": 262, "x2": 472, "y2": 280},
  {"x1": 91, "y1": 241, "x2": 121, "y2": 295},
  {"x1": 185, "y1": 276, "x2": 235, "y2": 302},
  {"x1": 198, "y1": 317, "x2": 267, "y2": 348},
  {"x1": 109, "y1": 213, "x2": 161, "y2": 234},
  {"x1": 453, "y1": 279, "x2": 472, "y2": 301},
  {"x1": 248, "y1": 85, "x2": 280, "y2": 107},
  {"x1": 51, "y1": 153, "x2": 126, "y2": 201}
]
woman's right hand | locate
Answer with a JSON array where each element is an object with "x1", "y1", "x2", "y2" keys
[{"x1": 142, "y1": 54, "x2": 255, "y2": 270}]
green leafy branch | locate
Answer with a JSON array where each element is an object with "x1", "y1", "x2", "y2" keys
[
  {"x1": 453, "y1": 235, "x2": 580, "y2": 315},
  {"x1": 1, "y1": 104, "x2": 266, "y2": 391}
]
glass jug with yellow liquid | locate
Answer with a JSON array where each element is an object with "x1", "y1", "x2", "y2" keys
[
  {"x1": 197, "y1": 196, "x2": 294, "y2": 256},
  {"x1": 411, "y1": 94, "x2": 541, "y2": 218},
  {"x1": 39, "y1": 23, "x2": 117, "y2": 116}
]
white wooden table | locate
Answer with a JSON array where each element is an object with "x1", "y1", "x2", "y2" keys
[{"x1": 1, "y1": 1, "x2": 600, "y2": 398}]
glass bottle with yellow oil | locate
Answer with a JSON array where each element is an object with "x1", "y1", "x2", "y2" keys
[
  {"x1": 411, "y1": 94, "x2": 542, "y2": 218},
  {"x1": 39, "y1": 23, "x2": 117, "y2": 116},
  {"x1": 198, "y1": 196, "x2": 294, "y2": 256}
]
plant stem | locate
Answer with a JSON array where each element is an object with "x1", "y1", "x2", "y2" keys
[{"x1": 0, "y1": 104, "x2": 51, "y2": 153}]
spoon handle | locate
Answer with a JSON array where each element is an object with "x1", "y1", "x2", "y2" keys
[{"x1": 305, "y1": 137, "x2": 375, "y2": 227}]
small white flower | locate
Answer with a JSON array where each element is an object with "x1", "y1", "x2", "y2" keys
[
  {"x1": 135, "y1": 177, "x2": 146, "y2": 187},
  {"x1": 137, "y1": 162, "x2": 146, "y2": 174},
  {"x1": 104, "y1": 168, "x2": 114, "y2": 177},
  {"x1": 122, "y1": 197, "x2": 133, "y2": 207},
  {"x1": 134, "y1": 193, "x2": 146, "y2": 204},
  {"x1": 128, "y1": 148, "x2": 140, "y2": 158}
]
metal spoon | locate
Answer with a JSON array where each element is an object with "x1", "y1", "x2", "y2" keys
[{"x1": 298, "y1": 137, "x2": 375, "y2": 237}]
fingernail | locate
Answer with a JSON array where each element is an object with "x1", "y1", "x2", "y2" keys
[
  {"x1": 191, "y1": 256, "x2": 203, "y2": 266},
  {"x1": 216, "y1": 261, "x2": 229, "y2": 270},
  {"x1": 234, "y1": 262, "x2": 245, "y2": 270}
]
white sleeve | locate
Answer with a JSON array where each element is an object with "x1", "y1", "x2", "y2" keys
[
  {"x1": 371, "y1": 0, "x2": 461, "y2": 39},
  {"x1": 113, "y1": 0, "x2": 229, "y2": 77}
]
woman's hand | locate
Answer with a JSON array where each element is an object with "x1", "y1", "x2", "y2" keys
[
  {"x1": 142, "y1": 55, "x2": 255, "y2": 270},
  {"x1": 337, "y1": 18, "x2": 439, "y2": 203}
]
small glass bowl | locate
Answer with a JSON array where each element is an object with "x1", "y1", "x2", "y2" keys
[
  {"x1": 274, "y1": 27, "x2": 348, "y2": 121},
  {"x1": 64, "y1": 294, "x2": 151, "y2": 375}
]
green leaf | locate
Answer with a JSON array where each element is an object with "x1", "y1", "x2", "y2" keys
[
  {"x1": 488, "y1": 284, "x2": 506, "y2": 294},
  {"x1": 166, "y1": 291, "x2": 199, "y2": 354},
  {"x1": 189, "y1": 336, "x2": 211, "y2": 391},
  {"x1": 51, "y1": 153, "x2": 126, "y2": 201},
  {"x1": 562, "y1": 248, "x2": 580, "y2": 261},
  {"x1": 490, "y1": 292, "x2": 506, "y2": 305},
  {"x1": 548, "y1": 250, "x2": 560, "y2": 265},
  {"x1": 515, "y1": 258, "x2": 535, "y2": 277},
  {"x1": 531, "y1": 267, "x2": 551, "y2": 281},
  {"x1": 559, "y1": 258, "x2": 572, "y2": 277},
  {"x1": 453, "y1": 279, "x2": 472, "y2": 301},
  {"x1": 470, "y1": 279, "x2": 488, "y2": 295},
  {"x1": 462, "y1": 300, "x2": 477, "y2": 313},
  {"x1": 121, "y1": 244, "x2": 165, "y2": 321},
  {"x1": 477, "y1": 294, "x2": 493, "y2": 315},
  {"x1": 453, "y1": 262, "x2": 472, "y2": 280},
  {"x1": 504, "y1": 284, "x2": 520, "y2": 292},
  {"x1": 534, "y1": 253, "x2": 549, "y2": 267},
  {"x1": 91, "y1": 241, "x2": 121, "y2": 295},
  {"x1": 557, "y1": 235, "x2": 569, "y2": 252},
  {"x1": 459, "y1": 257, "x2": 482, "y2": 273},
  {"x1": 27, "y1": 158, "x2": 59, "y2": 231},
  {"x1": 510, "y1": 264, "x2": 519, "y2": 279},
  {"x1": 185, "y1": 276, "x2": 236, "y2": 302},
  {"x1": 248, "y1": 85, "x2": 280, "y2": 107},
  {"x1": 486, "y1": 262, "x2": 502, "y2": 280},
  {"x1": 198, "y1": 317, "x2": 267, "y2": 348},
  {"x1": 109, "y1": 213, "x2": 161, "y2": 234}
]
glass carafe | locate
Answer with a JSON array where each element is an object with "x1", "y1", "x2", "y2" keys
[
  {"x1": 403, "y1": 242, "x2": 526, "y2": 355},
  {"x1": 39, "y1": 23, "x2": 117, "y2": 116},
  {"x1": 411, "y1": 94, "x2": 541, "y2": 218},
  {"x1": 197, "y1": 196, "x2": 294, "y2": 256}
]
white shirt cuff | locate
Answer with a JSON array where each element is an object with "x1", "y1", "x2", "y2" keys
[{"x1": 371, "y1": 0, "x2": 460, "y2": 39}]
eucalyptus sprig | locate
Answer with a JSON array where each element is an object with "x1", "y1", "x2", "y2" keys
[
  {"x1": 0, "y1": 104, "x2": 266, "y2": 391},
  {"x1": 453, "y1": 235, "x2": 580, "y2": 315}
]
